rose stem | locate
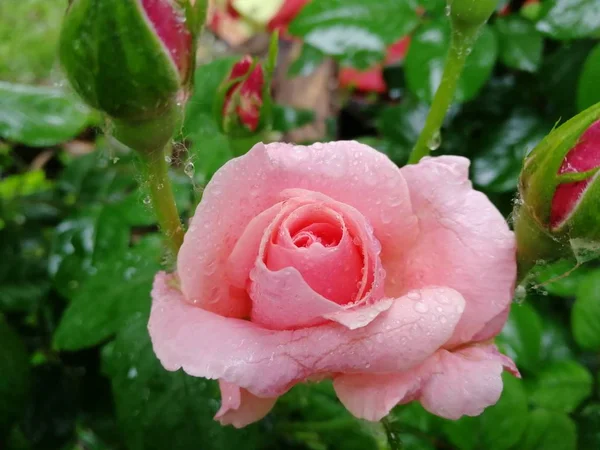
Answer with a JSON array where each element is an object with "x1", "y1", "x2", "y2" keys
[
  {"x1": 407, "y1": 26, "x2": 481, "y2": 164},
  {"x1": 138, "y1": 145, "x2": 185, "y2": 255}
]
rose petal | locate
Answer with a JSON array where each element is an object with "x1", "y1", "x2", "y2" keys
[
  {"x1": 334, "y1": 344, "x2": 517, "y2": 421},
  {"x1": 149, "y1": 272, "x2": 465, "y2": 397},
  {"x1": 419, "y1": 345, "x2": 514, "y2": 419},
  {"x1": 215, "y1": 380, "x2": 277, "y2": 428},
  {"x1": 267, "y1": 203, "x2": 363, "y2": 305},
  {"x1": 396, "y1": 156, "x2": 516, "y2": 346},
  {"x1": 177, "y1": 141, "x2": 416, "y2": 318},
  {"x1": 247, "y1": 190, "x2": 387, "y2": 330},
  {"x1": 334, "y1": 371, "x2": 421, "y2": 421}
]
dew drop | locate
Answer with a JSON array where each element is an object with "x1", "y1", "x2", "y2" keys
[
  {"x1": 414, "y1": 302, "x2": 429, "y2": 313},
  {"x1": 143, "y1": 196, "x2": 151, "y2": 205},
  {"x1": 427, "y1": 130, "x2": 442, "y2": 151},
  {"x1": 165, "y1": 155, "x2": 172, "y2": 164},
  {"x1": 184, "y1": 161, "x2": 195, "y2": 177},
  {"x1": 513, "y1": 285, "x2": 526, "y2": 304}
]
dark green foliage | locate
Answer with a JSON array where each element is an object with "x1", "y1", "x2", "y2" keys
[{"x1": 2, "y1": 1, "x2": 600, "y2": 449}]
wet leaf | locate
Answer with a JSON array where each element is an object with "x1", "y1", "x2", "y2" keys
[{"x1": 0, "y1": 82, "x2": 96, "y2": 147}]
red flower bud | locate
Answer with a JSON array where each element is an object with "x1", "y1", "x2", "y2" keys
[
  {"x1": 222, "y1": 56, "x2": 265, "y2": 132},
  {"x1": 339, "y1": 36, "x2": 411, "y2": 93},
  {"x1": 550, "y1": 120, "x2": 600, "y2": 228},
  {"x1": 142, "y1": 0, "x2": 194, "y2": 82},
  {"x1": 514, "y1": 104, "x2": 600, "y2": 276}
]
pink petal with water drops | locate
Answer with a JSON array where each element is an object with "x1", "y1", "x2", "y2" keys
[
  {"x1": 178, "y1": 141, "x2": 416, "y2": 318},
  {"x1": 148, "y1": 272, "x2": 465, "y2": 397},
  {"x1": 394, "y1": 156, "x2": 516, "y2": 347},
  {"x1": 334, "y1": 344, "x2": 517, "y2": 421}
]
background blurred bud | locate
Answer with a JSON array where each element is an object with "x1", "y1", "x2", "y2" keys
[
  {"x1": 515, "y1": 103, "x2": 600, "y2": 277},
  {"x1": 219, "y1": 56, "x2": 265, "y2": 135},
  {"x1": 338, "y1": 37, "x2": 411, "y2": 93},
  {"x1": 60, "y1": 0, "x2": 193, "y2": 122}
]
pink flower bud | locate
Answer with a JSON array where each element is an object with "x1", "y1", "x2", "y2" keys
[
  {"x1": 550, "y1": 120, "x2": 600, "y2": 228},
  {"x1": 141, "y1": 0, "x2": 194, "y2": 82},
  {"x1": 222, "y1": 56, "x2": 265, "y2": 132}
]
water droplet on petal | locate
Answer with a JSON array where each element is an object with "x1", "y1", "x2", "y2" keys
[{"x1": 414, "y1": 302, "x2": 429, "y2": 313}]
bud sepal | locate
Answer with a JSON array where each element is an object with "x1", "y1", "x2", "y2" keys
[{"x1": 515, "y1": 102, "x2": 600, "y2": 277}]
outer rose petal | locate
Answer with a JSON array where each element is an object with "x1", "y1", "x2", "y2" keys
[
  {"x1": 334, "y1": 344, "x2": 516, "y2": 421},
  {"x1": 397, "y1": 156, "x2": 516, "y2": 346},
  {"x1": 178, "y1": 141, "x2": 416, "y2": 317},
  {"x1": 215, "y1": 380, "x2": 277, "y2": 428},
  {"x1": 149, "y1": 272, "x2": 465, "y2": 397},
  {"x1": 420, "y1": 346, "x2": 514, "y2": 419}
]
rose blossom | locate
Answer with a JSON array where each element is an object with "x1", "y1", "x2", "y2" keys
[{"x1": 149, "y1": 141, "x2": 518, "y2": 427}]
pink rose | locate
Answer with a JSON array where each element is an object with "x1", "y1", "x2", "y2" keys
[{"x1": 149, "y1": 141, "x2": 518, "y2": 428}]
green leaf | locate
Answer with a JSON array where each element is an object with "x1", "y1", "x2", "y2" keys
[
  {"x1": 441, "y1": 416, "x2": 480, "y2": 450},
  {"x1": 530, "y1": 361, "x2": 593, "y2": 413},
  {"x1": 577, "y1": 43, "x2": 600, "y2": 112},
  {"x1": 480, "y1": 373, "x2": 529, "y2": 450},
  {"x1": 101, "y1": 313, "x2": 264, "y2": 450},
  {"x1": 572, "y1": 273, "x2": 600, "y2": 350},
  {"x1": 272, "y1": 105, "x2": 316, "y2": 133},
  {"x1": 496, "y1": 302, "x2": 543, "y2": 374},
  {"x1": 0, "y1": 0, "x2": 63, "y2": 83},
  {"x1": 183, "y1": 57, "x2": 238, "y2": 137},
  {"x1": 541, "y1": 41, "x2": 596, "y2": 118},
  {"x1": 288, "y1": 0, "x2": 419, "y2": 69},
  {"x1": 517, "y1": 409, "x2": 577, "y2": 450},
  {"x1": 53, "y1": 235, "x2": 163, "y2": 351},
  {"x1": 404, "y1": 20, "x2": 498, "y2": 104},
  {"x1": 579, "y1": 404, "x2": 600, "y2": 450},
  {"x1": 0, "y1": 170, "x2": 52, "y2": 199},
  {"x1": 495, "y1": 16, "x2": 543, "y2": 73},
  {"x1": 288, "y1": 43, "x2": 326, "y2": 77},
  {"x1": 0, "y1": 315, "x2": 31, "y2": 437},
  {"x1": 472, "y1": 108, "x2": 549, "y2": 193},
  {"x1": 48, "y1": 205, "x2": 131, "y2": 299},
  {"x1": 0, "y1": 82, "x2": 95, "y2": 147},
  {"x1": 536, "y1": 0, "x2": 600, "y2": 41},
  {"x1": 534, "y1": 260, "x2": 588, "y2": 298},
  {"x1": 377, "y1": 96, "x2": 429, "y2": 163}
]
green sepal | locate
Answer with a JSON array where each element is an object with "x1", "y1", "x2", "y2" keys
[
  {"x1": 519, "y1": 102, "x2": 600, "y2": 229},
  {"x1": 59, "y1": 0, "x2": 181, "y2": 121},
  {"x1": 515, "y1": 102, "x2": 600, "y2": 279},
  {"x1": 112, "y1": 105, "x2": 183, "y2": 155}
]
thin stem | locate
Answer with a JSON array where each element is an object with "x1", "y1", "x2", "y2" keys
[
  {"x1": 408, "y1": 27, "x2": 479, "y2": 164},
  {"x1": 139, "y1": 147, "x2": 185, "y2": 255}
]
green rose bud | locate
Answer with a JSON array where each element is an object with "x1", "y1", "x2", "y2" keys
[
  {"x1": 514, "y1": 102, "x2": 600, "y2": 277},
  {"x1": 60, "y1": 0, "x2": 200, "y2": 151}
]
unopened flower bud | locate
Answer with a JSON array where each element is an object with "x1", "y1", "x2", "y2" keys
[
  {"x1": 515, "y1": 103, "x2": 600, "y2": 276},
  {"x1": 60, "y1": 0, "x2": 193, "y2": 123},
  {"x1": 217, "y1": 56, "x2": 266, "y2": 136}
]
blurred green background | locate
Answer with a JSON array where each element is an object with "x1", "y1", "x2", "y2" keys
[{"x1": 1, "y1": 0, "x2": 600, "y2": 449}]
